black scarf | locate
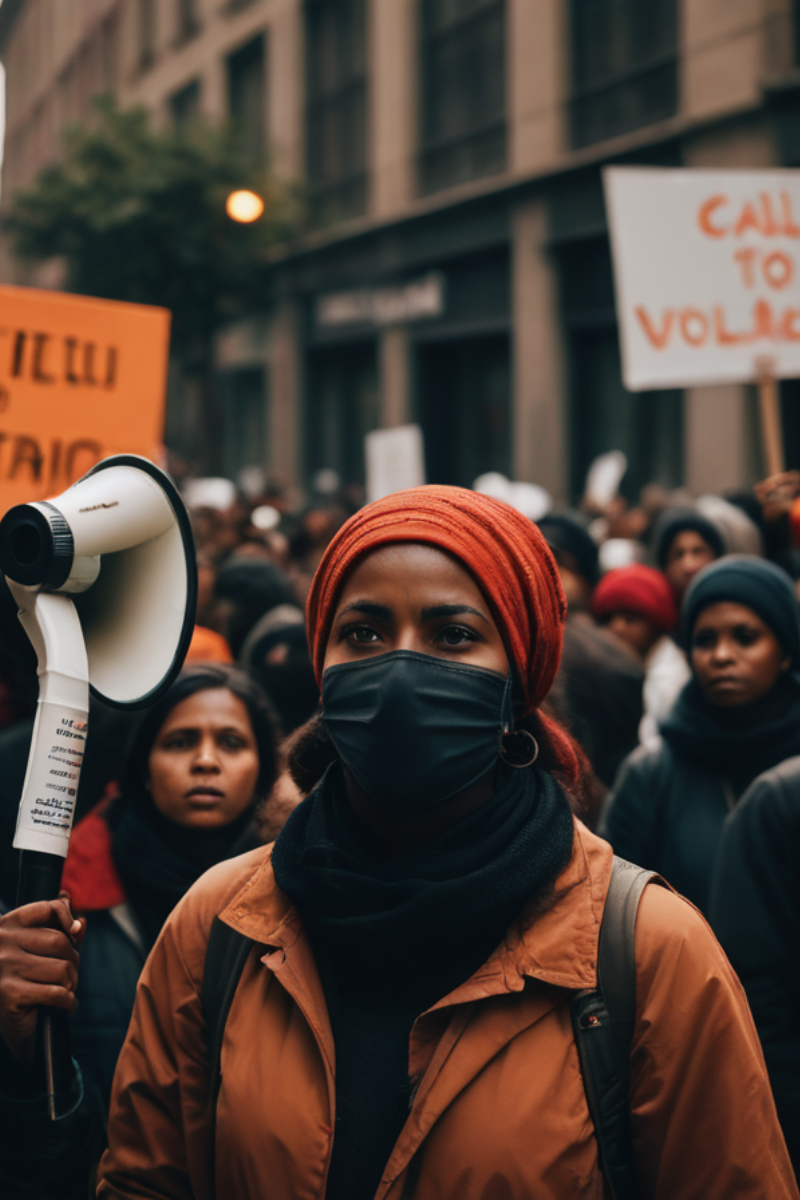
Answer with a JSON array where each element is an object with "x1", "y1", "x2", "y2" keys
[
  {"x1": 660, "y1": 672, "x2": 800, "y2": 797},
  {"x1": 108, "y1": 794, "x2": 259, "y2": 951},
  {"x1": 271, "y1": 762, "x2": 574, "y2": 1200}
]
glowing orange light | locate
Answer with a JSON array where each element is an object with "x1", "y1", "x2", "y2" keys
[{"x1": 226, "y1": 190, "x2": 265, "y2": 223}]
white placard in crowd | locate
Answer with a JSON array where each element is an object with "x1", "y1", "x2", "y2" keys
[
  {"x1": 365, "y1": 424, "x2": 426, "y2": 503},
  {"x1": 604, "y1": 167, "x2": 800, "y2": 390}
]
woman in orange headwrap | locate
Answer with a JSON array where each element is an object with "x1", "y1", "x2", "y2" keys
[{"x1": 44, "y1": 489, "x2": 800, "y2": 1197}]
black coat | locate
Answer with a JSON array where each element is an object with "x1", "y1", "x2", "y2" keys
[
  {"x1": 547, "y1": 615, "x2": 644, "y2": 790},
  {"x1": 601, "y1": 738, "x2": 731, "y2": 912},
  {"x1": 710, "y1": 757, "x2": 800, "y2": 1176},
  {"x1": 72, "y1": 908, "x2": 145, "y2": 1110}
]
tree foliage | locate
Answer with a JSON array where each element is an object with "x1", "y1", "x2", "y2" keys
[{"x1": 3, "y1": 98, "x2": 301, "y2": 352}]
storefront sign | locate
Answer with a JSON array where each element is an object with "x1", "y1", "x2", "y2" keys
[
  {"x1": 0, "y1": 285, "x2": 170, "y2": 512},
  {"x1": 365, "y1": 424, "x2": 426, "y2": 503},
  {"x1": 317, "y1": 273, "x2": 444, "y2": 330},
  {"x1": 604, "y1": 167, "x2": 800, "y2": 389}
]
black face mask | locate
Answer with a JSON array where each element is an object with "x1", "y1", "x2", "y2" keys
[{"x1": 321, "y1": 650, "x2": 513, "y2": 812}]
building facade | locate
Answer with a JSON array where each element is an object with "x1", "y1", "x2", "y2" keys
[{"x1": 2, "y1": 0, "x2": 800, "y2": 500}]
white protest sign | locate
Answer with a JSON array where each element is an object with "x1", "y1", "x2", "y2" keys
[
  {"x1": 604, "y1": 167, "x2": 800, "y2": 390},
  {"x1": 365, "y1": 424, "x2": 426, "y2": 503}
]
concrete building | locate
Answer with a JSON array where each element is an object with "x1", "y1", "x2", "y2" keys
[{"x1": 2, "y1": 0, "x2": 800, "y2": 500}]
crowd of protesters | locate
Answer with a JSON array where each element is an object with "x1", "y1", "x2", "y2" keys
[{"x1": 1, "y1": 460, "x2": 800, "y2": 1195}]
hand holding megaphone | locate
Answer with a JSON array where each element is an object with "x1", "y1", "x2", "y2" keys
[{"x1": 0, "y1": 454, "x2": 196, "y2": 1115}]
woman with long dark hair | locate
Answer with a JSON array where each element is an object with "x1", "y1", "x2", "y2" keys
[{"x1": 0, "y1": 664, "x2": 279, "y2": 1195}]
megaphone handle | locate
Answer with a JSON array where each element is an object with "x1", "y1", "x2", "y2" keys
[
  {"x1": 17, "y1": 849, "x2": 76, "y2": 1121},
  {"x1": 17, "y1": 849, "x2": 65, "y2": 906},
  {"x1": 6, "y1": 589, "x2": 88, "y2": 1119}
]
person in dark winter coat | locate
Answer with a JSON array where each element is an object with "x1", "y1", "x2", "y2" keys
[
  {"x1": 603, "y1": 556, "x2": 800, "y2": 912},
  {"x1": 0, "y1": 664, "x2": 279, "y2": 1198},
  {"x1": 66, "y1": 664, "x2": 279, "y2": 1107},
  {"x1": 711, "y1": 756, "x2": 800, "y2": 1176},
  {"x1": 539, "y1": 512, "x2": 644, "y2": 792}
]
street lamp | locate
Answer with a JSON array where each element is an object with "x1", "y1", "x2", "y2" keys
[{"x1": 226, "y1": 189, "x2": 265, "y2": 223}]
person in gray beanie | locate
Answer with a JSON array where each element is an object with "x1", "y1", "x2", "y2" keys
[
  {"x1": 603, "y1": 556, "x2": 800, "y2": 912},
  {"x1": 652, "y1": 506, "x2": 725, "y2": 603}
]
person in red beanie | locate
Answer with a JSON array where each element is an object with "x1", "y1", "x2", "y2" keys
[
  {"x1": 593, "y1": 564, "x2": 690, "y2": 742},
  {"x1": 56, "y1": 487, "x2": 795, "y2": 1200},
  {"x1": 592, "y1": 564, "x2": 677, "y2": 663}
]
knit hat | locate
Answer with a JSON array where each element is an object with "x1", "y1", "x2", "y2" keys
[
  {"x1": 682, "y1": 556, "x2": 800, "y2": 665},
  {"x1": 537, "y1": 512, "x2": 600, "y2": 586},
  {"x1": 306, "y1": 485, "x2": 580, "y2": 785},
  {"x1": 592, "y1": 564, "x2": 677, "y2": 635},
  {"x1": 652, "y1": 506, "x2": 725, "y2": 567}
]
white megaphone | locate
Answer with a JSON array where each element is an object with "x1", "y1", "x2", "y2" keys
[
  {"x1": 0, "y1": 454, "x2": 197, "y2": 882},
  {"x1": 0, "y1": 454, "x2": 196, "y2": 1114}
]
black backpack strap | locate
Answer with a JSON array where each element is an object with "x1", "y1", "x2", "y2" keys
[
  {"x1": 201, "y1": 916, "x2": 257, "y2": 1117},
  {"x1": 570, "y1": 856, "x2": 656, "y2": 1200}
]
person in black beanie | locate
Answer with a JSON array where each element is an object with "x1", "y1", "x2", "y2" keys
[
  {"x1": 537, "y1": 512, "x2": 599, "y2": 612},
  {"x1": 539, "y1": 512, "x2": 644, "y2": 795},
  {"x1": 652, "y1": 506, "x2": 725, "y2": 603},
  {"x1": 603, "y1": 556, "x2": 800, "y2": 912},
  {"x1": 214, "y1": 557, "x2": 296, "y2": 658}
]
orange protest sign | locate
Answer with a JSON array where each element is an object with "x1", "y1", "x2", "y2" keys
[{"x1": 0, "y1": 285, "x2": 170, "y2": 513}]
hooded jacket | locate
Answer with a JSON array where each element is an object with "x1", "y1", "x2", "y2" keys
[{"x1": 96, "y1": 820, "x2": 796, "y2": 1200}]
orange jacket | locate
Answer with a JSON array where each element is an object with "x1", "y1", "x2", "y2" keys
[{"x1": 97, "y1": 821, "x2": 798, "y2": 1200}]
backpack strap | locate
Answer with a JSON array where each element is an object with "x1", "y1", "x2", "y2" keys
[
  {"x1": 570, "y1": 856, "x2": 656, "y2": 1200},
  {"x1": 201, "y1": 916, "x2": 257, "y2": 1118}
]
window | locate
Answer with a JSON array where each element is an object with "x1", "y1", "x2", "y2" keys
[
  {"x1": 556, "y1": 234, "x2": 683, "y2": 499},
  {"x1": 171, "y1": 80, "x2": 202, "y2": 131},
  {"x1": 138, "y1": 0, "x2": 157, "y2": 73},
  {"x1": 570, "y1": 0, "x2": 678, "y2": 148},
  {"x1": 100, "y1": 13, "x2": 120, "y2": 92},
  {"x1": 419, "y1": 0, "x2": 506, "y2": 196},
  {"x1": 416, "y1": 336, "x2": 511, "y2": 485},
  {"x1": 220, "y1": 367, "x2": 267, "y2": 483},
  {"x1": 176, "y1": 0, "x2": 201, "y2": 45},
  {"x1": 306, "y1": 343, "x2": 378, "y2": 486},
  {"x1": 305, "y1": 0, "x2": 368, "y2": 225},
  {"x1": 228, "y1": 34, "x2": 266, "y2": 156}
]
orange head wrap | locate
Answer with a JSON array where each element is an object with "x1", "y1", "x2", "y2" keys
[{"x1": 306, "y1": 485, "x2": 580, "y2": 786}]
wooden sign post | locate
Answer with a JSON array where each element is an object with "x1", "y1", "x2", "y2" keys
[{"x1": 756, "y1": 356, "x2": 785, "y2": 477}]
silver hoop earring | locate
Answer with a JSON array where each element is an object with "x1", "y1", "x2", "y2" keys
[{"x1": 500, "y1": 729, "x2": 539, "y2": 768}]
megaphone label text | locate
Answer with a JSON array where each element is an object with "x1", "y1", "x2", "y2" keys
[{"x1": 14, "y1": 702, "x2": 88, "y2": 856}]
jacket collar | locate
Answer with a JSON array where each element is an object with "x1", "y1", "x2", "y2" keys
[{"x1": 219, "y1": 818, "x2": 611, "y2": 994}]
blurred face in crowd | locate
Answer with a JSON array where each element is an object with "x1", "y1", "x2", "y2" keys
[
  {"x1": 147, "y1": 688, "x2": 260, "y2": 828},
  {"x1": 547, "y1": 545, "x2": 592, "y2": 613},
  {"x1": 195, "y1": 556, "x2": 218, "y2": 629},
  {"x1": 690, "y1": 602, "x2": 790, "y2": 708},
  {"x1": 602, "y1": 611, "x2": 662, "y2": 661},
  {"x1": 664, "y1": 531, "x2": 718, "y2": 599}
]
